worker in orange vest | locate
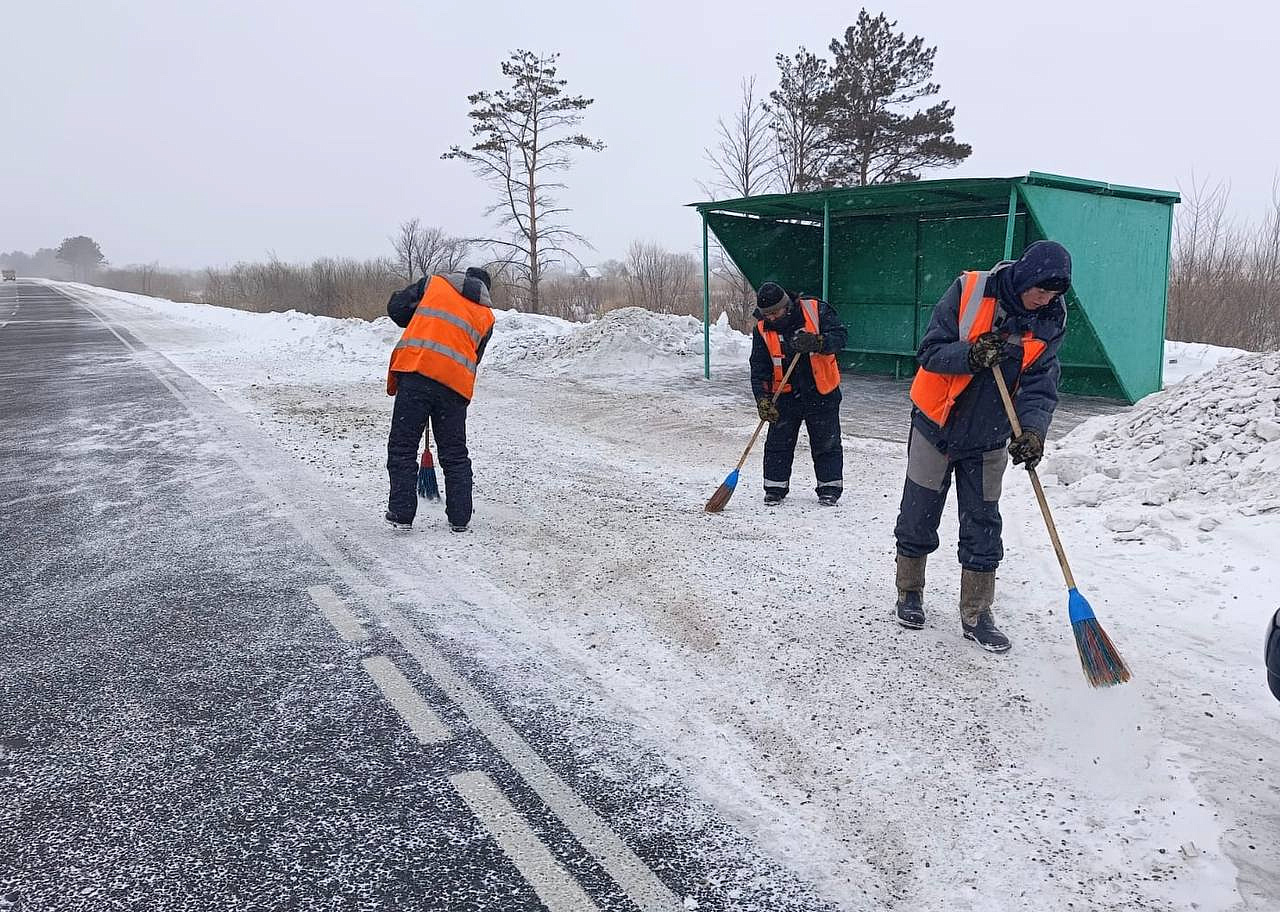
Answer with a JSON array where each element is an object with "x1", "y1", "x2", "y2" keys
[
  {"x1": 892, "y1": 241, "x2": 1071, "y2": 652},
  {"x1": 384, "y1": 267, "x2": 496, "y2": 533},
  {"x1": 749, "y1": 282, "x2": 848, "y2": 506}
]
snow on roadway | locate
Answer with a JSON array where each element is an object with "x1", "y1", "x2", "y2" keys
[{"x1": 52, "y1": 281, "x2": 1280, "y2": 911}]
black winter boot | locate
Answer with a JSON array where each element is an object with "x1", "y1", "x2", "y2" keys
[
  {"x1": 895, "y1": 554, "x2": 927, "y2": 629},
  {"x1": 385, "y1": 509, "x2": 413, "y2": 531},
  {"x1": 960, "y1": 569, "x2": 1010, "y2": 653},
  {"x1": 764, "y1": 489, "x2": 786, "y2": 506}
]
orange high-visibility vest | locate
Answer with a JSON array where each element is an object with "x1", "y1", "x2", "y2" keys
[
  {"x1": 758, "y1": 297, "x2": 841, "y2": 395},
  {"x1": 387, "y1": 275, "x2": 496, "y2": 401},
  {"x1": 910, "y1": 270, "x2": 1048, "y2": 427}
]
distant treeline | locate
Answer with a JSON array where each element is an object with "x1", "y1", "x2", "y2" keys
[
  {"x1": 1165, "y1": 178, "x2": 1280, "y2": 351},
  {"x1": 1, "y1": 230, "x2": 748, "y2": 329},
  {"x1": 7, "y1": 179, "x2": 1280, "y2": 346}
]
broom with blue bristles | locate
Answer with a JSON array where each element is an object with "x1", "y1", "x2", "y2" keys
[
  {"x1": 705, "y1": 354, "x2": 801, "y2": 513},
  {"x1": 992, "y1": 367, "x2": 1130, "y2": 687},
  {"x1": 417, "y1": 420, "x2": 441, "y2": 502}
]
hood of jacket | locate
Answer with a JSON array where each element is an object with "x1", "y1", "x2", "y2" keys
[
  {"x1": 443, "y1": 271, "x2": 493, "y2": 307},
  {"x1": 992, "y1": 249, "x2": 1069, "y2": 327}
]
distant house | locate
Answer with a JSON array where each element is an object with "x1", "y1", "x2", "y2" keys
[{"x1": 578, "y1": 265, "x2": 604, "y2": 280}]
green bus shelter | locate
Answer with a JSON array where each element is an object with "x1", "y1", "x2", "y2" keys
[{"x1": 691, "y1": 171, "x2": 1179, "y2": 402}]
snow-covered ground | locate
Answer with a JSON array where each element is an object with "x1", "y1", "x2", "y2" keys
[{"x1": 51, "y1": 282, "x2": 1280, "y2": 911}]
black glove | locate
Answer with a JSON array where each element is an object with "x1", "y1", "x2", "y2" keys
[
  {"x1": 756, "y1": 397, "x2": 780, "y2": 423},
  {"x1": 789, "y1": 330, "x2": 824, "y2": 354},
  {"x1": 1008, "y1": 429, "x2": 1044, "y2": 470},
  {"x1": 967, "y1": 332, "x2": 1007, "y2": 371}
]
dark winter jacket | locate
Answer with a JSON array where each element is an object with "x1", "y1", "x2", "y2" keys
[
  {"x1": 387, "y1": 273, "x2": 494, "y2": 364},
  {"x1": 912, "y1": 255, "x2": 1068, "y2": 454},
  {"x1": 1267, "y1": 608, "x2": 1280, "y2": 701},
  {"x1": 750, "y1": 295, "x2": 848, "y2": 401}
]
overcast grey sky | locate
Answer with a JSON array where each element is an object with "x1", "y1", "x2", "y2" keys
[{"x1": 3, "y1": 0, "x2": 1277, "y2": 269}]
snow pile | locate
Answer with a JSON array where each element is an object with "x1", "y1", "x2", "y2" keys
[
  {"x1": 54, "y1": 281, "x2": 749, "y2": 384},
  {"x1": 1163, "y1": 339, "x2": 1248, "y2": 387},
  {"x1": 240, "y1": 311, "x2": 399, "y2": 381},
  {"x1": 487, "y1": 307, "x2": 749, "y2": 376},
  {"x1": 485, "y1": 309, "x2": 577, "y2": 366},
  {"x1": 1048, "y1": 348, "x2": 1280, "y2": 529}
]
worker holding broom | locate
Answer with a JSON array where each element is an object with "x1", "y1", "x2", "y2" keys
[
  {"x1": 892, "y1": 240, "x2": 1072, "y2": 653},
  {"x1": 384, "y1": 266, "x2": 495, "y2": 533},
  {"x1": 749, "y1": 282, "x2": 848, "y2": 506}
]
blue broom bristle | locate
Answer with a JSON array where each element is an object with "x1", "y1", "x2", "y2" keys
[
  {"x1": 417, "y1": 460, "x2": 441, "y2": 501},
  {"x1": 1072, "y1": 619, "x2": 1131, "y2": 687},
  {"x1": 1067, "y1": 589, "x2": 1130, "y2": 687}
]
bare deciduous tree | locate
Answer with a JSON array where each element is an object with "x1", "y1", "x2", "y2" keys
[
  {"x1": 392, "y1": 219, "x2": 472, "y2": 281},
  {"x1": 1168, "y1": 173, "x2": 1280, "y2": 349},
  {"x1": 626, "y1": 241, "x2": 699, "y2": 315},
  {"x1": 95, "y1": 262, "x2": 196, "y2": 300},
  {"x1": 197, "y1": 255, "x2": 400, "y2": 320},
  {"x1": 538, "y1": 267, "x2": 616, "y2": 322},
  {"x1": 702, "y1": 76, "x2": 777, "y2": 201},
  {"x1": 444, "y1": 50, "x2": 604, "y2": 314},
  {"x1": 709, "y1": 249, "x2": 757, "y2": 330},
  {"x1": 416, "y1": 226, "x2": 471, "y2": 276},
  {"x1": 701, "y1": 77, "x2": 778, "y2": 327},
  {"x1": 391, "y1": 218, "x2": 423, "y2": 282}
]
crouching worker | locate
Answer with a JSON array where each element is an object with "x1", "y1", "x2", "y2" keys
[
  {"x1": 749, "y1": 282, "x2": 848, "y2": 506},
  {"x1": 892, "y1": 241, "x2": 1071, "y2": 652},
  {"x1": 385, "y1": 267, "x2": 495, "y2": 533}
]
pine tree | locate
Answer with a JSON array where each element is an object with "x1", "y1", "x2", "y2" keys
[
  {"x1": 55, "y1": 236, "x2": 106, "y2": 281},
  {"x1": 821, "y1": 10, "x2": 971, "y2": 186},
  {"x1": 444, "y1": 50, "x2": 604, "y2": 314},
  {"x1": 765, "y1": 48, "x2": 833, "y2": 193}
]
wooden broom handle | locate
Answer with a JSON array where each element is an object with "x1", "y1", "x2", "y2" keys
[
  {"x1": 991, "y1": 366, "x2": 1078, "y2": 590},
  {"x1": 733, "y1": 354, "x2": 803, "y2": 473}
]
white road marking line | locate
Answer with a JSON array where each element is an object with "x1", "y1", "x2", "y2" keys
[
  {"x1": 451, "y1": 771, "x2": 602, "y2": 912},
  {"x1": 70, "y1": 295, "x2": 681, "y2": 911},
  {"x1": 361, "y1": 655, "x2": 452, "y2": 744},
  {"x1": 375, "y1": 610, "x2": 681, "y2": 912},
  {"x1": 307, "y1": 584, "x2": 369, "y2": 642}
]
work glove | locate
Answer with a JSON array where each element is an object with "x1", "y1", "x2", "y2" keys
[
  {"x1": 967, "y1": 332, "x2": 1007, "y2": 371},
  {"x1": 789, "y1": 330, "x2": 824, "y2": 354},
  {"x1": 1008, "y1": 429, "x2": 1044, "y2": 470},
  {"x1": 756, "y1": 397, "x2": 780, "y2": 423}
]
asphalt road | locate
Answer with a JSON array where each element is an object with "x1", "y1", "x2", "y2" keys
[{"x1": 0, "y1": 283, "x2": 831, "y2": 912}]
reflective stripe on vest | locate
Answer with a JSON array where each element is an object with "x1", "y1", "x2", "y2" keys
[
  {"x1": 408, "y1": 305, "x2": 485, "y2": 346},
  {"x1": 387, "y1": 275, "x2": 495, "y2": 400},
  {"x1": 392, "y1": 337, "x2": 478, "y2": 372},
  {"x1": 909, "y1": 271, "x2": 1048, "y2": 427},
  {"x1": 957, "y1": 271, "x2": 993, "y2": 340},
  {"x1": 757, "y1": 297, "x2": 841, "y2": 395}
]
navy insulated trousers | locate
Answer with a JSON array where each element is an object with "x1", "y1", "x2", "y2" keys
[
  {"x1": 762, "y1": 392, "x2": 843, "y2": 500},
  {"x1": 387, "y1": 372, "x2": 473, "y2": 527},
  {"x1": 894, "y1": 427, "x2": 1007, "y2": 572}
]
